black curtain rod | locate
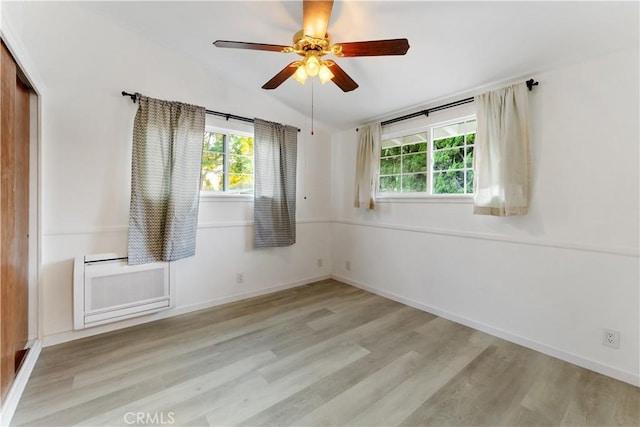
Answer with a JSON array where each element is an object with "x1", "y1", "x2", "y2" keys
[
  {"x1": 122, "y1": 91, "x2": 300, "y2": 132},
  {"x1": 359, "y1": 78, "x2": 539, "y2": 130}
]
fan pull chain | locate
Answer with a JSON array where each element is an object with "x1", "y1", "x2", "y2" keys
[{"x1": 311, "y1": 79, "x2": 315, "y2": 136}]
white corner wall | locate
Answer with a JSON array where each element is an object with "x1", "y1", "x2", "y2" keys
[
  {"x1": 3, "y1": 1, "x2": 332, "y2": 344},
  {"x1": 330, "y1": 48, "x2": 640, "y2": 386}
]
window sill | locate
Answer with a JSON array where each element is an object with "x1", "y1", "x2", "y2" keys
[
  {"x1": 200, "y1": 193, "x2": 253, "y2": 202},
  {"x1": 375, "y1": 194, "x2": 473, "y2": 204}
]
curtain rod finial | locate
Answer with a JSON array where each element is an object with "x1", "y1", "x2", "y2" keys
[
  {"x1": 121, "y1": 91, "x2": 137, "y2": 103},
  {"x1": 526, "y1": 79, "x2": 539, "y2": 91}
]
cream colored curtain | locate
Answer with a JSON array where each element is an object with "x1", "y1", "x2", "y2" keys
[
  {"x1": 354, "y1": 123, "x2": 382, "y2": 210},
  {"x1": 473, "y1": 83, "x2": 531, "y2": 216}
]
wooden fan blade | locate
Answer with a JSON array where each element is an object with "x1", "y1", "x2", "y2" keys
[
  {"x1": 303, "y1": 0, "x2": 334, "y2": 39},
  {"x1": 213, "y1": 40, "x2": 289, "y2": 52},
  {"x1": 262, "y1": 62, "x2": 299, "y2": 90},
  {"x1": 334, "y1": 39, "x2": 410, "y2": 57},
  {"x1": 324, "y1": 60, "x2": 358, "y2": 92}
]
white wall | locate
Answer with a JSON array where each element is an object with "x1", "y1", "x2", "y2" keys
[
  {"x1": 2, "y1": 1, "x2": 332, "y2": 343},
  {"x1": 330, "y1": 49, "x2": 640, "y2": 385}
]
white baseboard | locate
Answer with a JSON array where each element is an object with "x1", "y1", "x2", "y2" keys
[
  {"x1": 0, "y1": 340, "x2": 42, "y2": 427},
  {"x1": 42, "y1": 274, "x2": 331, "y2": 347},
  {"x1": 332, "y1": 274, "x2": 640, "y2": 388}
]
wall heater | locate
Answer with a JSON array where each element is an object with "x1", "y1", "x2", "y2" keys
[{"x1": 73, "y1": 253, "x2": 173, "y2": 330}]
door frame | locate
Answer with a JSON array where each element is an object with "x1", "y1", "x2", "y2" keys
[{"x1": 0, "y1": 14, "x2": 44, "y2": 426}]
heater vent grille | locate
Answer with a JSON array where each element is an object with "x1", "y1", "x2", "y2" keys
[{"x1": 73, "y1": 254, "x2": 172, "y2": 329}]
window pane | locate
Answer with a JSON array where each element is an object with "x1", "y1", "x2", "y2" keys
[
  {"x1": 433, "y1": 121, "x2": 468, "y2": 139},
  {"x1": 433, "y1": 170, "x2": 464, "y2": 194},
  {"x1": 466, "y1": 170, "x2": 474, "y2": 194},
  {"x1": 229, "y1": 154, "x2": 253, "y2": 175},
  {"x1": 402, "y1": 153, "x2": 427, "y2": 173},
  {"x1": 466, "y1": 133, "x2": 475, "y2": 145},
  {"x1": 434, "y1": 135, "x2": 464, "y2": 150},
  {"x1": 433, "y1": 148, "x2": 464, "y2": 171},
  {"x1": 380, "y1": 175, "x2": 400, "y2": 192},
  {"x1": 380, "y1": 156, "x2": 401, "y2": 175},
  {"x1": 201, "y1": 172, "x2": 224, "y2": 192},
  {"x1": 228, "y1": 174, "x2": 253, "y2": 193},
  {"x1": 465, "y1": 146, "x2": 474, "y2": 168},
  {"x1": 402, "y1": 173, "x2": 427, "y2": 192},
  {"x1": 203, "y1": 132, "x2": 224, "y2": 153},
  {"x1": 381, "y1": 145, "x2": 401, "y2": 157},
  {"x1": 228, "y1": 134, "x2": 254, "y2": 156},
  {"x1": 228, "y1": 153, "x2": 254, "y2": 193},
  {"x1": 462, "y1": 120, "x2": 477, "y2": 135},
  {"x1": 402, "y1": 142, "x2": 427, "y2": 154},
  {"x1": 201, "y1": 151, "x2": 224, "y2": 192},
  {"x1": 201, "y1": 151, "x2": 224, "y2": 168},
  {"x1": 385, "y1": 133, "x2": 427, "y2": 147}
]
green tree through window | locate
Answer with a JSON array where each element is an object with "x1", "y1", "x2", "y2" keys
[
  {"x1": 201, "y1": 131, "x2": 254, "y2": 193},
  {"x1": 228, "y1": 134, "x2": 254, "y2": 192},
  {"x1": 379, "y1": 118, "x2": 476, "y2": 195},
  {"x1": 379, "y1": 133, "x2": 428, "y2": 192}
]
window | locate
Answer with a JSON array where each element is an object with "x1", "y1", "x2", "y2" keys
[
  {"x1": 201, "y1": 130, "x2": 254, "y2": 194},
  {"x1": 379, "y1": 117, "x2": 476, "y2": 195}
]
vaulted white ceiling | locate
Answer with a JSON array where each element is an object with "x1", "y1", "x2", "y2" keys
[{"x1": 82, "y1": 1, "x2": 638, "y2": 130}]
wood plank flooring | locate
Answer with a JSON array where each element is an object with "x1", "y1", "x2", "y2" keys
[{"x1": 12, "y1": 280, "x2": 640, "y2": 426}]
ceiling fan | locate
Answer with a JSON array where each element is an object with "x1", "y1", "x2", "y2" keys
[{"x1": 213, "y1": 0, "x2": 410, "y2": 92}]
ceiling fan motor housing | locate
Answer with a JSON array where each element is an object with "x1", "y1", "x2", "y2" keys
[{"x1": 291, "y1": 30, "x2": 333, "y2": 57}]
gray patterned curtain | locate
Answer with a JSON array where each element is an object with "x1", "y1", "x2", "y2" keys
[
  {"x1": 128, "y1": 94, "x2": 205, "y2": 265},
  {"x1": 253, "y1": 118, "x2": 297, "y2": 248}
]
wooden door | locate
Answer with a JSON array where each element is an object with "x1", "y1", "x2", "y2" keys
[{"x1": 0, "y1": 40, "x2": 30, "y2": 404}]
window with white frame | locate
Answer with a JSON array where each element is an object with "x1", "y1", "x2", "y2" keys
[
  {"x1": 379, "y1": 117, "x2": 476, "y2": 195},
  {"x1": 200, "y1": 130, "x2": 254, "y2": 194}
]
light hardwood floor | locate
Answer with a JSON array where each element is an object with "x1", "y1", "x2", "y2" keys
[{"x1": 13, "y1": 280, "x2": 640, "y2": 426}]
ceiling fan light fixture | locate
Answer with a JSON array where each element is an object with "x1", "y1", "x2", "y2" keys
[
  {"x1": 304, "y1": 53, "x2": 320, "y2": 77},
  {"x1": 293, "y1": 65, "x2": 308, "y2": 84},
  {"x1": 318, "y1": 63, "x2": 334, "y2": 84}
]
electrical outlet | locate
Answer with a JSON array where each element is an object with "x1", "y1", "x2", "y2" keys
[
  {"x1": 236, "y1": 273, "x2": 244, "y2": 284},
  {"x1": 603, "y1": 328, "x2": 620, "y2": 349},
  {"x1": 345, "y1": 261, "x2": 351, "y2": 271},
  {"x1": 317, "y1": 258, "x2": 323, "y2": 268}
]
